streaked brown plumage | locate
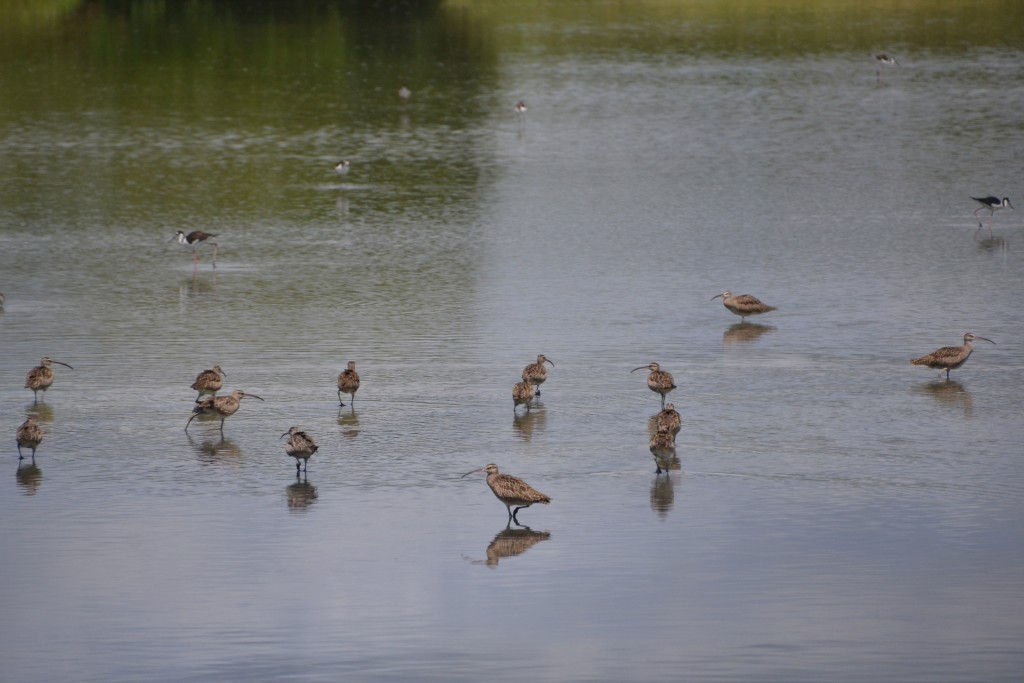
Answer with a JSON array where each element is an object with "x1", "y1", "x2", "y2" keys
[
  {"x1": 337, "y1": 361, "x2": 360, "y2": 407},
  {"x1": 656, "y1": 403, "x2": 681, "y2": 437},
  {"x1": 513, "y1": 380, "x2": 535, "y2": 414},
  {"x1": 521, "y1": 354, "x2": 555, "y2": 396},
  {"x1": 24, "y1": 357, "x2": 74, "y2": 404},
  {"x1": 631, "y1": 362, "x2": 676, "y2": 407},
  {"x1": 191, "y1": 365, "x2": 226, "y2": 401},
  {"x1": 649, "y1": 426, "x2": 677, "y2": 474},
  {"x1": 16, "y1": 417, "x2": 44, "y2": 463},
  {"x1": 711, "y1": 290, "x2": 777, "y2": 320},
  {"x1": 281, "y1": 426, "x2": 319, "y2": 474},
  {"x1": 172, "y1": 230, "x2": 218, "y2": 267},
  {"x1": 484, "y1": 526, "x2": 550, "y2": 566},
  {"x1": 911, "y1": 332, "x2": 995, "y2": 380},
  {"x1": 185, "y1": 389, "x2": 264, "y2": 433},
  {"x1": 462, "y1": 463, "x2": 551, "y2": 524}
]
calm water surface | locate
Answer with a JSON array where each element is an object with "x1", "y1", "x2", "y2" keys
[{"x1": 2, "y1": 2, "x2": 1023, "y2": 681}]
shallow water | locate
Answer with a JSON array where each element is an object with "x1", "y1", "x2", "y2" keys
[{"x1": 2, "y1": 2, "x2": 1023, "y2": 681}]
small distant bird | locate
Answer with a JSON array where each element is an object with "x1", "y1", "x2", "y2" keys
[
  {"x1": 711, "y1": 291, "x2": 777, "y2": 321},
  {"x1": 0, "y1": 292, "x2": 5, "y2": 309},
  {"x1": 334, "y1": 160, "x2": 350, "y2": 176},
  {"x1": 514, "y1": 100, "x2": 528, "y2": 116},
  {"x1": 631, "y1": 362, "x2": 676, "y2": 408},
  {"x1": 521, "y1": 354, "x2": 554, "y2": 397},
  {"x1": 337, "y1": 361, "x2": 360, "y2": 407},
  {"x1": 971, "y1": 196, "x2": 1014, "y2": 231},
  {"x1": 281, "y1": 426, "x2": 319, "y2": 474},
  {"x1": 656, "y1": 403, "x2": 681, "y2": 437},
  {"x1": 25, "y1": 357, "x2": 74, "y2": 404},
  {"x1": 875, "y1": 54, "x2": 898, "y2": 82},
  {"x1": 191, "y1": 365, "x2": 226, "y2": 402},
  {"x1": 186, "y1": 389, "x2": 264, "y2": 433},
  {"x1": 172, "y1": 230, "x2": 219, "y2": 267},
  {"x1": 911, "y1": 332, "x2": 995, "y2": 380},
  {"x1": 649, "y1": 426, "x2": 677, "y2": 474},
  {"x1": 512, "y1": 380, "x2": 536, "y2": 414},
  {"x1": 462, "y1": 463, "x2": 551, "y2": 525},
  {"x1": 16, "y1": 417, "x2": 44, "y2": 463},
  {"x1": 398, "y1": 86, "x2": 411, "y2": 101}
]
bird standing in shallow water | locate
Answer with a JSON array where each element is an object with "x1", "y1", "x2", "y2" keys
[
  {"x1": 334, "y1": 160, "x2": 350, "y2": 176},
  {"x1": 513, "y1": 380, "x2": 536, "y2": 414},
  {"x1": 337, "y1": 361, "x2": 360, "y2": 407},
  {"x1": 25, "y1": 357, "x2": 74, "y2": 404},
  {"x1": 875, "y1": 54, "x2": 898, "y2": 82},
  {"x1": 172, "y1": 230, "x2": 218, "y2": 268},
  {"x1": 281, "y1": 426, "x2": 319, "y2": 474},
  {"x1": 656, "y1": 403, "x2": 681, "y2": 437},
  {"x1": 191, "y1": 365, "x2": 226, "y2": 402},
  {"x1": 649, "y1": 426, "x2": 677, "y2": 474},
  {"x1": 712, "y1": 291, "x2": 777, "y2": 321},
  {"x1": 462, "y1": 463, "x2": 551, "y2": 525},
  {"x1": 912, "y1": 332, "x2": 995, "y2": 380},
  {"x1": 521, "y1": 354, "x2": 554, "y2": 397},
  {"x1": 631, "y1": 362, "x2": 676, "y2": 408},
  {"x1": 971, "y1": 196, "x2": 1013, "y2": 233},
  {"x1": 186, "y1": 389, "x2": 264, "y2": 433},
  {"x1": 16, "y1": 417, "x2": 44, "y2": 463}
]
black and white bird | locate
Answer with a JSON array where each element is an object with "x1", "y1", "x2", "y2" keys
[{"x1": 971, "y1": 195, "x2": 1014, "y2": 233}]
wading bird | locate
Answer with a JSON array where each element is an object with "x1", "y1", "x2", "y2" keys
[
  {"x1": 912, "y1": 332, "x2": 995, "y2": 380},
  {"x1": 191, "y1": 365, "x2": 226, "y2": 402},
  {"x1": 521, "y1": 354, "x2": 554, "y2": 397},
  {"x1": 874, "y1": 53, "x2": 898, "y2": 82},
  {"x1": 334, "y1": 160, "x2": 350, "y2": 176},
  {"x1": 631, "y1": 362, "x2": 676, "y2": 408},
  {"x1": 172, "y1": 230, "x2": 219, "y2": 267},
  {"x1": 649, "y1": 426, "x2": 677, "y2": 474},
  {"x1": 281, "y1": 426, "x2": 319, "y2": 474},
  {"x1": 186, "y1": 390, "x2": 264, "y2": 433},
  {"x1": 16, "y1": 417, "x2": 44, "y2": 463},
  {"x1": 513, "y1": 380, "x2": 536, "y2": 414},
  {"x1": 656, "y1": 402, "x2": 681, "y2": 437},
  {"x1": 337, "y1": 361, "x2": 360, "y2": 407},
  {"x1": 711, "y1": 291, "x2": 777, "y2": 321},
  {"x1": 462, "y1": 463, "x2": 551, "y2": 525},
  {"x1": 25, "y1": 357, "x2": 74, "y2": 404},
  {"x1": 971, "y1": 196, "x2": 1013, "y2": 233}
]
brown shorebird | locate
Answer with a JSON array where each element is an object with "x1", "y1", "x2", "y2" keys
[
  {"x1": 631, "y1": 362, "x2": 676, "y2": 408},
  {"x1": 711, "y1": 291, "x2": 777, "y2": 321},
  {"x1": 186, "y1": 389, "x2": 264, "y2": 433},
  {"x1": 281, "y1": 426, "x2": 319, "y2": 474},
  {"x1": 512, "y1": 380, "x2": 536, "y2": 414},
  {"x1": 649, "y1": 425, "x2": 677, "y2": 474},
  {"x1": 191, "y1": 365, "x2": 226, "y2": 402},
  {"x1": 337, "y1": 361, "x2": 360, "y2": 407},
  {"x1": 462, "y1": 463, "x2": 551, "y2": 524},
  {"x1": 25, "y1": 357, "x2": 74, "y2": 404},
  {"x1": 912, "y1": 332, "x2": 995, "y2": 380},
  {"x1": 521, "y1": 354, "x2": 554, "y2": 397},
  {"x1": 172, "y1": 230, "x2": 218, "y2": 267},
  {"x1": 656, "y1": 402, "x2": 681, "y2": 437},
  {"x1": 16, "y1": 417, "x2": 44, "y2": 463}
]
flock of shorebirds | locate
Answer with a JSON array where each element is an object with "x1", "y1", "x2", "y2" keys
[{"x1": 11, "y1": 284, "x2": 996, "y2": 524}]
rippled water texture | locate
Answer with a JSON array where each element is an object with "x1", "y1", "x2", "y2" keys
[{"x1": 1, "y1": 2, "x2": 1023, "y2": 681}]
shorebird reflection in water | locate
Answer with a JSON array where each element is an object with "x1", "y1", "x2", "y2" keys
[
  {"x1": 631, "y1": 362, "x2": 675, "y2": 408},
  {"x1": 521, "y1": 354, "x2": 554, "y2": 397},
  {"x1": 911, "y1": 332, "x2": 995, "y2": 380},
  {"x1": 25, "y1": 357, "x2": 74, "y2": 404},
  {"x1": 16, "y1": 417, "x2": 44, "y2": 463},
  {"x1": 172, "y1": 230, "x2": 219, "y2": 268},
  {"x1": 711, "y1": 291, "x2": 777, "y2": 321},
  {"x1": 281, "y1": 426, "x2": 319, "y2": 474},
  {"x1": 186, "y1": 390, "x2": 264, "y2": 433},
  {"x1": 191, "y1": 365, "x2": 226, "y2": 402},
  {"x1": 462, "y1": 464, "x2": 551, "y2": 525}
]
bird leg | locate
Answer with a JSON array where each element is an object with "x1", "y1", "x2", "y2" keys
[{"x1": 211, "y1": 243, "x2": 218, "y2": 268}]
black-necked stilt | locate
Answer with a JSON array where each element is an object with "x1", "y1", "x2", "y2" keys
[
  {"x1": 398, "y1": 86, "x2": 411, "y2": 101},
  {"x1": 334, "y1": 160, "x2": 350, "y2": 177},
  {"x1": 172, "y1": 230, "x2": 218, "y2": 267},
  {"x1": 515, "y1": 100, "x2": 528, "y2": 116},
  {"x1": 972, "y1": 195, "x2": 1014, "y2": 234},
  {"x1": 875, "y1": 54, "x2": 898, "y2": 82}
]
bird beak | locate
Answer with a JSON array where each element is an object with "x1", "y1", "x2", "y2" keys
[
  {"x1": 546, "y1": 358, "x2": 555, "y2": 367},
  {"x1": 977, "y1": 336, "x2": 996, "y2": 344},
  {"x1": 710, "y1": 293, "x2": 724, "y2": 301},
  {"x1": 185, "y1": 413, "x2": 197, "y2": 431},
  {"x1": 630, "y1": 365, "x2": 649, "y2": 373},
  {"x1": 280, "y1": 431, "x2": 291, "y2": 439},
  {"x1": 53, "y1": 360, "x2": 74, "y2": 370},
  {"x1": 460, "y1": 467, "x2": 484, "y2": 478},
  {"x1": 246, "y1": 394, "x2": 265, "y2": 401}
]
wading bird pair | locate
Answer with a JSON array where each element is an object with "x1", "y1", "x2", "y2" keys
[
  {"x1": 513, "y1": 354, "x2": 554, "y2": 414},
  {"x1": 185, "y1": 390, "x2": 264, "y2": 434}
]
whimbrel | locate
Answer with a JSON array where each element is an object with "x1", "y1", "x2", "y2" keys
[
  {"x1": 649, "y1": 426, "x2": 677, "y2": 474},
  {"x1": 631, "y1": 362, "x2": 676, "y2": 408},
  {"x1": 172, "y1": 230, "x2": 219, "y2": 267},
  {"x1": 521, "y1": 354, "x2": 554, "y2": 397},
  {"x1": 912, "y1": 332, "x2": 995, "y2": 380},
  {"x1": 656, "y1": 403, "x2": 681, "y2": 437},
  {"x1": 281, "y1": 426, "x2": 319, "y2": 474},
  {"x1": 337, "y1": 361, "x2": 360, "y2": 407},
  {"x1": 462, "y1": 463, "x2": 551, "y2": 524},
  {"x1": 24, "y1": 357, "x2": 74, "y2": 404},
  {"x1": 711, "y1": 291, "x2": 777, "y2": 320},
  {"x1": 191, "y1": 365, "x2": 226, "y2": 402},
  {"x1": 16, "y1": 417, "x2": 44, "y2": 463},
  {"x1": 186, "y1": 389, "x2": 264, "y2": 433},
  {"x1": 513, "y1": 380, "x2": 536, "y2": 414}
]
